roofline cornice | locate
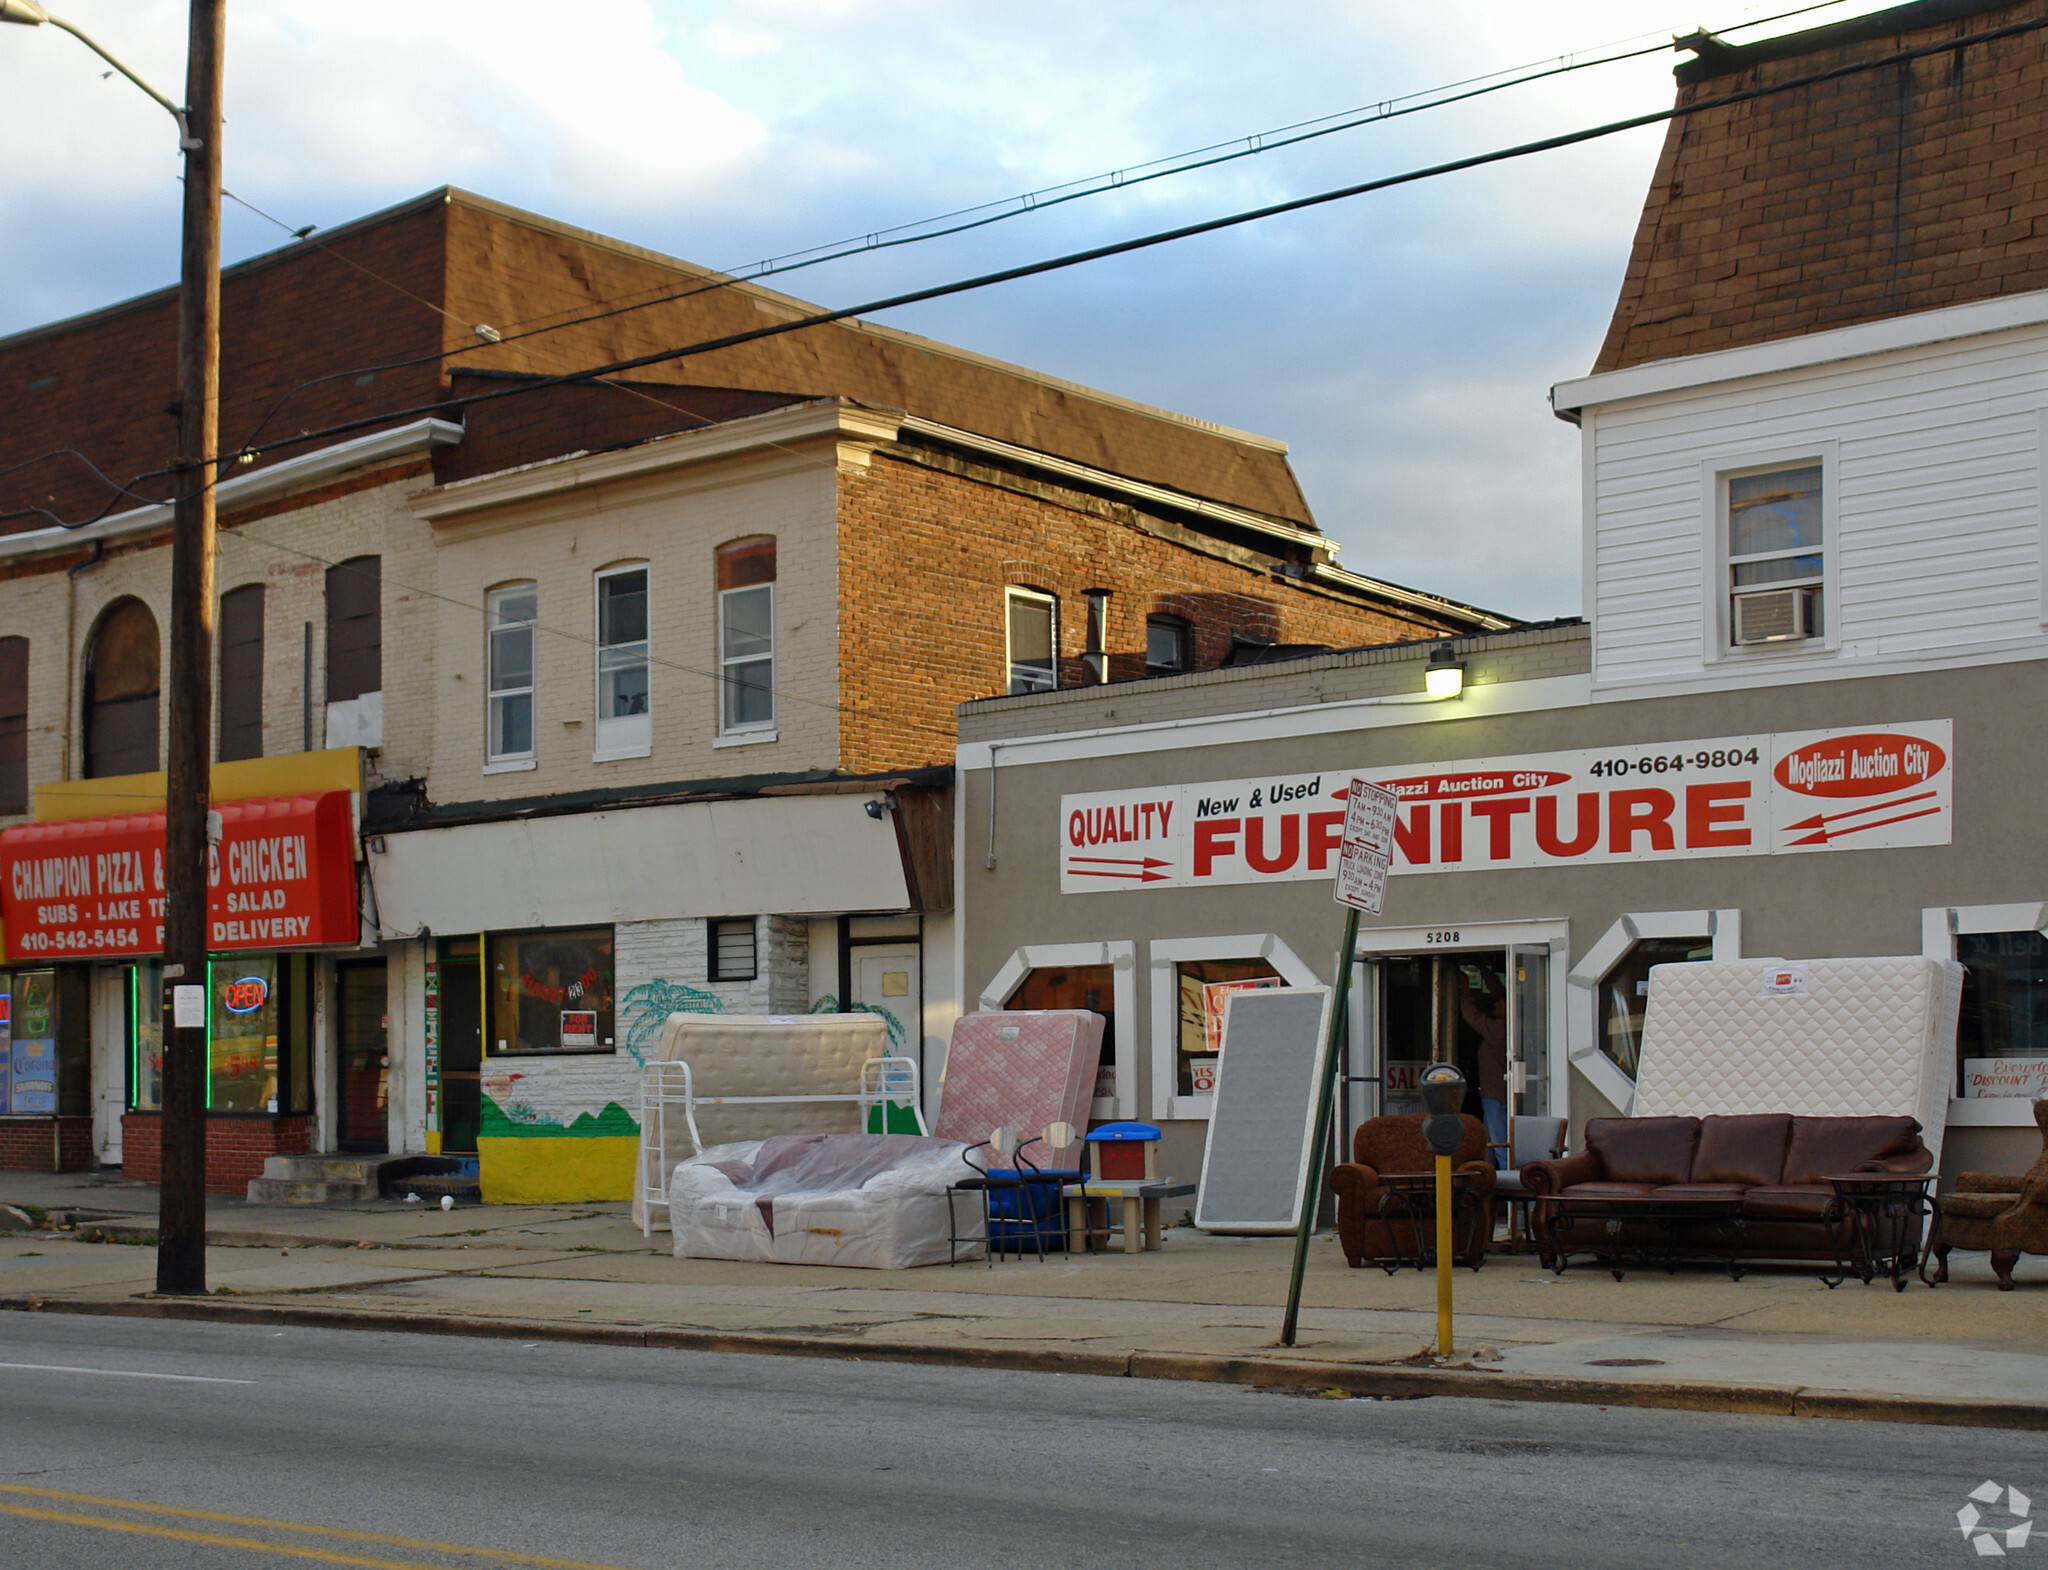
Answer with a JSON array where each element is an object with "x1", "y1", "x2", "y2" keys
[
  {"x1": 0, "y1": 418, "x2": 463, "y2": 565},
  {"x1": 1551, "y1": 287, "x2": 2048, "y2": 414}
]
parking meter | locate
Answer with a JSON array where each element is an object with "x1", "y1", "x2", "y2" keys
[
  {"x1": 1419, "y1": 1062, "x2": 1467, "y2": 1156},
  {"x1": 1417, "y1": 1061, "x2": 1466, "y2": 1357}
]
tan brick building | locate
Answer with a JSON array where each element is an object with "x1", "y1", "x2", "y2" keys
[{"x1": 0, "y1": 191, "x2": 1505, "y2": 1196}]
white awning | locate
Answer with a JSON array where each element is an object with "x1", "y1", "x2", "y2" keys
[{"x1": 368, "y1": 794, "x2": 909, "y2": 932}]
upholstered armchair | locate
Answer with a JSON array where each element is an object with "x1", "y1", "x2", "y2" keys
[
  {"x1": 1932, "y1": 1100, "x2": 2048, "y2": 1291},
  {"x1": 1328, "y1": 1113, "x2": 1496, "y2": 1269}
]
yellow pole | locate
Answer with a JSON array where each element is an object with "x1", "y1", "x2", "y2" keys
[{"x1": 1434, "y1": 1151, "x2": 1453, "y2": 1357}]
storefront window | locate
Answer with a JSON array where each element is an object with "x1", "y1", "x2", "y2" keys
[
  {"x1": 0, "y1": 972, "x2": 12, "y2": 1115},
  {"x1": 1956, "y1": 930, "x2": 2048, "y2": 1098},
  {"x1": 131, "y1": 962, "x2": 164, "y2": 1113},
  {"x1": 210, "y1": 956, "x2": 281, "y2": 1113},
  {"x1": 1597, "y1": 937, "x2": 1710, "y2": 1078},
  {"x1": 1175, "y1": 959, "x2": 1281, "y2": 1097},
  {"x1": 489, "y1": 928, "x2": 615, "y2": 1054}
]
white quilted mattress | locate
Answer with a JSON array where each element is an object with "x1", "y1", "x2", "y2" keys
[
  {"x1": 652, "y1": 1013, "x2": 888, "y2": 1146},
  {"x1": 1632, "y1": 957, "x2": 1963, "y2": 1168}
]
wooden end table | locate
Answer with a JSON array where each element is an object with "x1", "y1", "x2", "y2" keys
[{"x1": 1062, "y1": 1180, "x2": 1196, "y2": 1254}]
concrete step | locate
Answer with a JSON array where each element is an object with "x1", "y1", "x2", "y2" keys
[
  {"x1": 248, "y1": 1153, "x2": 387, "y2": 1205},
  {"x1": 245, "y1": 1176, "x2": 379, "y2": 1205},
  {"x1": 257, "y1": 1154, "x2": 386, "y2": 1185}
]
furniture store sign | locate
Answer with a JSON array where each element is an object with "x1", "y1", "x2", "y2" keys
[{"x1": 1058, "y1": 721, "x2": 1952, "y2": 892}]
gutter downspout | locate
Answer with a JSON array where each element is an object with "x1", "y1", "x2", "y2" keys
[{"x1": 61, "y1": 542, "x2": 104, "y2": 782}]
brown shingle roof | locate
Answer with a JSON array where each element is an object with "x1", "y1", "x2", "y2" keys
[
  {"x1": 1593, "y1": 0, "x2": 2048, "y2": 373},
  {"x1": 0, "y1": 187, "x2": 1315, "y2": 533}
]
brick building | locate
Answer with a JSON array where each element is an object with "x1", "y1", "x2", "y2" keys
[
  {"x1": 955, "y1": 0, "x2": 2048, "y2": 1192},
  {"x1": 0, "y1": 190, "x2": 1504, "y2": 1194}
]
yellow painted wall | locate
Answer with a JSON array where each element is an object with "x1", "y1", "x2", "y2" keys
[{"x1": 477, "y1": 1135, "x2": 637, "y2": 1204}]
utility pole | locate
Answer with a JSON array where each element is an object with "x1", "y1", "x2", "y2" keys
[{"x1": 157, "y1": 0, "x2": 226, "y2": 1296}]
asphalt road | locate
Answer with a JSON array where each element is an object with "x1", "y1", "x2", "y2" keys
[{"x1": 0, "y1": 1312, "x2": 2032, "y2": 1569}]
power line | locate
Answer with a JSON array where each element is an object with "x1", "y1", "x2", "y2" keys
[
  {"x1": 210, "y1": 1, "x2": 1832, "y2": 460},
  {"x1": 6, "y1": 6, "x2": 2033, "y2": 537},
  {"x1": 200, "y1": 11, "x2": 2048, "y2": 476}
]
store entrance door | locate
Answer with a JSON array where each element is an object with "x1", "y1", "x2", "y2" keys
[
  {"x1": 335, "y1": 959, "x2": 388, "y2": 1154},
  {"x1": 1363, "y1": 941, "x2": 1554, "y2": 1157},
  {"x1": 439, "y1": 956, "x2": 482, "y2": 1154},
  {"x1": 1374, "y1": 950, "x2": 1508, "y2": 1119}
]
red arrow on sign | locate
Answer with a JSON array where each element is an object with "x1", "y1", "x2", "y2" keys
[
  {"x1": 1068, "y1": 855, "x2": 1171, "y2": 869},
  {"x1": 1787, "y1": 805, "x2": 1942, "y2": 846},
  {"x1": 1067, "y1": 862, "x2": 1171, "y2": 881},
  {"x1": 1783, "y1": 789, "x2": 1935, "y2": 834}
]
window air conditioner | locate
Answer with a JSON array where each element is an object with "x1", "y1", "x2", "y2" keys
[{"x1": 1731, "y1": 585, "x2": 1818, "y2": 646}]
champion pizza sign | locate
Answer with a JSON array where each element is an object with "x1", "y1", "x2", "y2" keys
[{"x1": 1057, "y1": 721, "x2": 1952, "y2": 894}]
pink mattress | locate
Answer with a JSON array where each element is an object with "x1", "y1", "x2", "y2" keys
[{"x1": 935, "y1": 1011, "x2": 1103, "y2": 1168}]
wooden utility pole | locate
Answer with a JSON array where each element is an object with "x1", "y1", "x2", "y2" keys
[{"x1": 157, "y1": 0, "x2": 225, "y2": 1297}]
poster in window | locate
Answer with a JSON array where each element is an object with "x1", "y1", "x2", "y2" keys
[
  {"x1": 0, "y1": 981, "x2": 11, "y2": 1115},
  {"x1": 10, "y1": 969, "x2": 57, "y2": 1113}
]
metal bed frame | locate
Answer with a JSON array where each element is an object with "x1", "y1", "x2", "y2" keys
[{"x1": 637, "y1": 1055, "x2": 927, "y2": 1238}]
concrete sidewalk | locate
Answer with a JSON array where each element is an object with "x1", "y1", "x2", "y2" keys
[{"x1": 4, "y1": 1168, "x2": 2044, "y2": 1426}]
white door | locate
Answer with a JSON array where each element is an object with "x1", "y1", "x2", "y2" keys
[
  {"x1": 851, "y1": 946, "x2": 919, "y2": 1060},
  {"x1": 91, "y1": 966, "x2": 126, "y2": 1165}
]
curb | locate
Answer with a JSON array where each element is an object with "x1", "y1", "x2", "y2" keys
[{"x1": 4, "y1": 1294, "x2": 2043, "y2": 1430}]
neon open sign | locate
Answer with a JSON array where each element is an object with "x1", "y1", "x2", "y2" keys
[{"x1": 221, "y1": 976, "x2": 269, "y2": 1014}]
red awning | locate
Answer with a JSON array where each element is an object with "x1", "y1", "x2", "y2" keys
[{"x1": 0, "y1": 791, "x2": 359, "y2": 962}]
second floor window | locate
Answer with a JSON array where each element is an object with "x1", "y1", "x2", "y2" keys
[
  {"x1": 217, "y1": 583, "x2": 264, "y2": 762},
  {"x1": 717, "y1": 537, "x2": 776, "y2": 735},
  {"x1": 1007, "y1": 589, "x2": 1056, "y2": 695},
  {"x1": 1146, "y1": 615, "x2": 1190, "y2": 675},
  {"x1": 1727, "y1": 464, "x2": 1823, "y2": 646},
  {"x1": 487, "y1": 583, "x2": 536, "y2": 764},
  {"x1": 594, "y1": 565, "x2": 650, "y2": 758}
]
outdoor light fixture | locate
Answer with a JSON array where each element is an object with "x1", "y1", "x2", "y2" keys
[
  {"x1": 864, "y1": 792, "x2": 899, "y2": 820},
  {"x1": 1424, "y1": 644, "x2": 1465, "y2": 699}
]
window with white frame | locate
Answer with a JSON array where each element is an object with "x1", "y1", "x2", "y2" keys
[
  {"x1": 1726, "y1": 463, "x2": 1823, "y2": 647},
  {"x1": 716, "y1": 537, "x2": 775, "y2": 735},
  {"x1": 486, "y1": 583, "x2": 536, "y2": 764},
  {"x1": 1006, "y1": 589, "x2": 1056, "y2": 695},
  {"x1": 594, "y1": 565, "x2": 650, "y2": 758}
]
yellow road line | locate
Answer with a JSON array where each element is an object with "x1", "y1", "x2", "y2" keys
[
  {"x1": 0, "y1": 1502, "x2": 464, "y2": 1570},
  {"x1": 0, "y1": 1484, "x2": 633, "y2": 1569}
]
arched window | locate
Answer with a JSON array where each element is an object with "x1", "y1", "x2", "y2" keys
[{"x1": 84, "y1": 599, "x2": 160, "y2": 778}]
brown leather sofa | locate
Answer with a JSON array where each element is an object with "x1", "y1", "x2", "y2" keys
[
  {"x1": 1521, "y1": 1113, "x2": 1931, "y2": 1266},
  {"x1": 1328, "y1": 1113, "x2": 1497, "y2": 1269}
]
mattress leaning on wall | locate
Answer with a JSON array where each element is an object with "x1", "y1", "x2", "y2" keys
[{"x1": 1631, "y1": 957, "x2": 1963, "y2": 1169}]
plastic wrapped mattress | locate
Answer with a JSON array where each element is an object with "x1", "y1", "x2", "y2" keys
[
  {"x1": 1633, "y1": 956, "x2": 1963, "y2": 1168},
  {"x1": 669, "y1": 1133, "x2": 983, "y2": 1268}
]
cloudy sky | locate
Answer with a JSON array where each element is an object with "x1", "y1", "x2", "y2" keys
[{"x1": 2, "y1": 0, "x2": 1898, "y2": 619}]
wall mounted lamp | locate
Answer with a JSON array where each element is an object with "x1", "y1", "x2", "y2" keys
[
  {"x1": 864, "y1": 792, "x2": 899, "y2": 820},
  {"x1": 1424, "y1": 644, "x2": 1466, "y2": 700}
]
